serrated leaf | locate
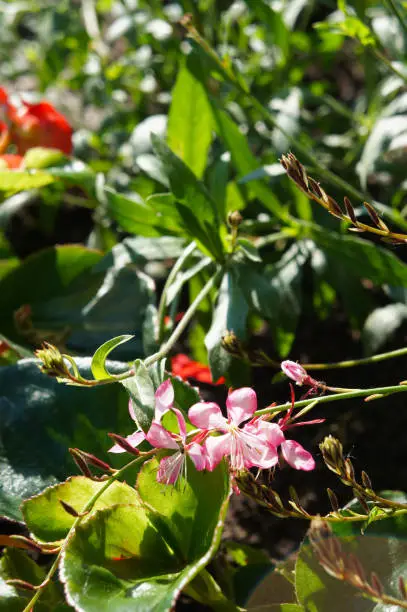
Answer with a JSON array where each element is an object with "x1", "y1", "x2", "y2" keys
[
  {"x1": 91, "y1": 335, "x2": 134, "y2": 380},
  {"x1": 61, "y1": 460, "x2": 231, "y2": 612},
  {"x1": 22, "y1": 476, "x2": 139, "y2": 543}
]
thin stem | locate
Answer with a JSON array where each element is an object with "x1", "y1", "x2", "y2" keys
[
  {"x1": 21, "y1": 455, "x2": 145, "y2": 612},
  {"x1": 157, "y1": 241, "x2": 197, "y2": 344},
  {"x1": 304, "y1": 346, "x2": 407, "y2": 371},
  {"x1": 384, "y1": 0, "x2": 407, "y2": 39},
  {"x1": 371, "y1": 47, "x2": 407, "y2": 84},
  {"x1": 255, "y1": 384, "x2": 407, "y2": 417},
  {"x1": 145, "y1": 267, "x2": 225, "y2": 368}
]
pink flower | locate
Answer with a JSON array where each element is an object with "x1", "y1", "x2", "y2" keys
[
  {"x1": 109, "y1": 379, "x2": 174, "y2": 454},
  {"x1": 189, "y1": 388, "x2": 278, "y2": 473},
  {"x1": 146, "y1": 408, "x2": 206, "y2": 484},
  {"x1": 281, "y1": 360, "x2": 308, "y2": 385}
]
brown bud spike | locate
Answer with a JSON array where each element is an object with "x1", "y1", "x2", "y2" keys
[
  {"x1": 344, "y1": 196, "x2": 358, "y2": 225},
  {"x1": 59, "y1": 499, "x2": 79, "y2": 517},
  {"x1": 327, "y1": 196, "x2": 344, "y2": 218},
  {"x1": 108, "y1": 433, "x2": 141, "y2": 456},
  {"x1": 361, "y1": 471, "x2": 372, "y2": 489},
  {"x1": 399, "y1": 576, "x2": 407, "y2": 599},
  {"x1": 327, "y1": 488, "x2": 339, "y2": 512},
  {"x1": 370, "y1": 572, "x2": 383, "y2": 596},
  {"x1": 363, "y1": 201, "x2": 389, "y2": 231},
  {"x1": 69, "y1": 448, "x2": 93, "y2": 478}
]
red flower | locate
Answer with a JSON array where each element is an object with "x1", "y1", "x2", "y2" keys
[
  {"x1": 0, "y1": 154, "x2": 23, "y2": 168},
  {"x1": 0, "y1": 87, "x2": 72, "y2": 155},
  {"x1": 171, "y1": 354, "x2": 225, "y2": 385}
]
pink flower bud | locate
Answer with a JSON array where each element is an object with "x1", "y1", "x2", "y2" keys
[{"x1": 281, "y1": 360, "x2": 308, "y2": 385}]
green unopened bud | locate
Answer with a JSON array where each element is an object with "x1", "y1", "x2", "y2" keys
[
  {"x1": 319, "y1": 435, "x2": 346, "y2": 476},
  {"x1": 227, "y1": 210, "x2": 243, "y2": 228},
  {"x1": 221, "y1": 330, "x2": 242, "y2": 355},
  {"x1": 35, "y1": 342, "x2": 71, "y2": 378}
]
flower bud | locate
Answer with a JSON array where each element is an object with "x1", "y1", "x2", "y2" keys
[
  {"x1": 319, "y1": 435, "x2": 345, "y2": 475},
  {"x1": 281, "y1": 360, "x2": 308, "y2": 385},
  {"x1": 221, "y1": 330, "x2": 242, "y2": 355},
  {"x1": 35, "y1": 342, "x2": 72, "y2": 379},
  {"x1": 227, "y1": 210, "x2": 243, "y2": 228}
]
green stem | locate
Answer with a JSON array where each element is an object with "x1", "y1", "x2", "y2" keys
[
  {"x1": 157, "y1": 241, "x2": 197, "y2": 344},
  {"x1": 255, "y1": 384, "x2": 407, "y2": 417},
  {"x1": 384, "y1": 0, "x2": 407, "y2": 39},
  {"x1": 304, "y1": 346, "x2": 407, "y2": 371},
  {"x1": 145, "y1": 267, "x2": 225, "y2": 368},
  {"x1": 371, "y1": 47, "x2": 407, "y2": 84},
  {"x1": 21, "y1": 455, "x2": 146, "y2": 612}
]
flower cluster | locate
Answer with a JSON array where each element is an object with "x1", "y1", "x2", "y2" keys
[
  {"x1": 109, "y1": 380, "x2": 320, "y2": 486},
  {"x1": 0, "y1": 87, "x2": 72, "y2": 167}
]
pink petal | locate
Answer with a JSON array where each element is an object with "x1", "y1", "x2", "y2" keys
[
  {"x1": 205, "y1": 434, "x2": 231, "y2": 470},
  {"x1": 188, "y1": 402, "x2": 226, "y2": 430},
  {"x1": 157, "y1": 453, "x2": 184, "y2": 485},
  {"x1": 108, "y1": 430, "x2": 144, "y2": 454},
  {"x1": 154, "y1": 379, "x2": 174, "y2": 421},
  {"x1": 173, "y1": 407, "x2": 187, "y2": 442},
  {"x1": 226, "y1": 388, "x2": 257, "y2": 425},
  {"x1": 281, "y1": 440, "x2": 315, "y2": 471},
  {"x1": 146, "y1": 422, "x2": 178, "y2": 450},
  {"x1": 256, "y1": 444, "x2": 279, "y2": 469},
  {"x1": 237, "y1": 429, "x2": 275, "y2": 469},
  {"x1": 186, "y1": 443, "x2": 206, "y2": 471},
  {"x1": 245, "y1": 420, "x2": 285, "y2": 448}
]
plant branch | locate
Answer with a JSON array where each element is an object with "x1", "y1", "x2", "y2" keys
[
  {"x1": 156, "y1": 241, "x2": 197, "y2": 344},
  {"x1": 255, "y1": 383, "x2": 407, "y2": 417}
]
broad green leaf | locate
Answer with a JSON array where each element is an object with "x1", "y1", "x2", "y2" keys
[
  {"x1": 167, "y1": 57, "x2": 212, "y2": 178},
  {"x1": 121, "y1": 360, "x2": 155, "y2": 431},
  {"x1": 22, "y1": 147, "x2": 66, "y2": 169},
  {"x1": 205, "y1": 269, "x2": 249, "y2": 382},
  {"x1": 0, "y1": 170, "x2": 55, "y2": 192},
  {"x1": 210, "y1": 105, "x2": 284, "y2": 219},
  {"x1": 295, "y1": 535, "x2": 407, "y2": 612},
  {"x1": 61, "y1": 460, "x2": 231, "y2": 612},
  {"x1": 244, "y1": 554, "x2": 297, "y2": 610},
  {"x1": 0, "y1": 358, "x2": 130, "y2": 521},
  {"x1": 310, "y1": 225, "x2": 407, "y2": 287},
  {"x1": 137, "y1": 458, "x2": 231, "y2": 562},
  {"x1": 22, "y1": 476, "x2": 139, "y2": 543},
  {"x1": 0, "y1": 243, "x2": 155, "y2": 358},
  {"x1": 104, "y1": 187, "x2": 171, "y2": 236},
  {"x1": 91, "y1": 334, "x2": 134, "y2": 380},
  {"x1": 0, "y1": 548, "x2": 65, "y2": 611},
  {"x1": 363, "y1": 303, "x2": 407, "y2": 354},
  {"x1": 235, "y1": 243, "x2": 306, "y2": 357},
  {"x1": 151, "y1": 135, "x2": 224, "y2": 260}
]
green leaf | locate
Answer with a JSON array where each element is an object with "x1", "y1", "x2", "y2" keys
[
  {"x1": 91, "y1": 335, "x2": 134, "y2": 380},
  {"x1": 238, "y1": 238, "x2": 262, "y2": 262},
  {"x1": 22, "y1": 147, "x2": 66, "y2": 169},
  {"x1": 310, "y1": 225, "x2": 407, "y2": 287},
  {"x1": 0, "y1": 171, "x2": 55, "y2": 192},
  {"x1": 235, "y1": 243, "x2": 306, "y2": 357},
  {"x1": 333, "y1": 491, "x2": 407, "y2": 537},
  {"x1": 152, "y1": 135, "x2": 224, "y2": 260},
  {"x1": 205, "y1": 269, "x2": 249, "y2": 381},
  {"x1": 167, "y1": 56, "x2": 212, "y2": 178},
  {"x1": 295, "y1": 535, "x2": 407, "y2": 612},
  {"x1": 244, "y1": 554, "x2": 297, "y2": 610},
  {"x1": 22, "y1": 476, "x2": 139, "y2": 543},
  {"x1": 210, "y1": 105, "x2": 284, "y2": 218},
  {"x1": 61, "y1": 460, "x2": 231, "y2": 612},
  {"x1": 0, "y1": 358, "x2": 130, "y2": 521},
  {"x1": 104, "y1": 187, "x2": 172, "y2": 236},
  {"x1": 121, "y1": 360, "x2": 155, "y2": 432},
  {"x1": 0, "y1": 548, "x2": 64, "y2": 611}
]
